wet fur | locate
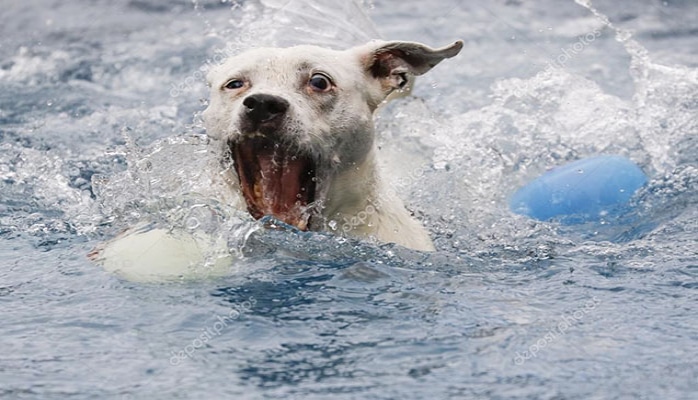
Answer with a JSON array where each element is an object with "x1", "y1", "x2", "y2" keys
[{"x1": 203, "y1": 40, "x2": 463, "y2": 251}]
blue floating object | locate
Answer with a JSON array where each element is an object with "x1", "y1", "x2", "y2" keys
[{"x1": 510, "y1": 155, "x2": 648, "y2": 224}]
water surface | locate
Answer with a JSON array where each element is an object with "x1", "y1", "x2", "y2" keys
[{"x1": 1, "y1": 0, "x2": 696, "y2": 398}]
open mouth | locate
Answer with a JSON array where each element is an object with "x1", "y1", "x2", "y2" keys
[{"x1": 230, "y1": 136, "x2": 317, "y2": 230}]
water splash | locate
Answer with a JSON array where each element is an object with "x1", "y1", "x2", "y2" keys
[
  {"x1": 191, "y1": 0, "x2": 379, "y2": 56},
  {"x1": 2, "y1": 0, "x2": 694, "y2": 266},
  {"x1": 574, "y1": 0, "x2": 698, "y2": 172},
  {"x1": 371, "y1": 0, "x2": 698, "y2": 257}
]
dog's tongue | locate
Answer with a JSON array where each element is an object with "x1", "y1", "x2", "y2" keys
[{"x1": 232, "y1": 138, "x2": 316, "y2": 230}]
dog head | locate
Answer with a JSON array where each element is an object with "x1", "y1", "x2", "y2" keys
[{"x1": 203, "y1": 40, "x2": 463, "y2": 230}]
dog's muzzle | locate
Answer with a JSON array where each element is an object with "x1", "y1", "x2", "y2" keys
[{"x1": 231, "y1": 93, "x2": 317, "y2": 230}]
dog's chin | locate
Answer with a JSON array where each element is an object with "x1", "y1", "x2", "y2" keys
[{"x1": 229, "y1": 134, "x2": 317, "y2": 230}]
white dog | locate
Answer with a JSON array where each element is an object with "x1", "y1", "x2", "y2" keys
[
  {"x1": 92, "y1": 40, "x2": 463, "y2": 281},
  {"x1": 204, "y1": 40, "x2": 463, "y2": 249}
]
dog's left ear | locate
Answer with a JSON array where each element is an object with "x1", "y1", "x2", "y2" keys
[{"x1": 358, "y1": 40, "x2": 463, "y2": 95}]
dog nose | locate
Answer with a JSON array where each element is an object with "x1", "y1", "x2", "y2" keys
[{"x1": 242, "y1": 94, "x2": 289, "y2": 123}]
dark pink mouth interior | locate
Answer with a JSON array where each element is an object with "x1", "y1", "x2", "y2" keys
[{"x1": 231, "y1": 137, "x2": 316, "y2": 230}]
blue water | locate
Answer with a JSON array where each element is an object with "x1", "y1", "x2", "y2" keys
[{"x1": 1, "y1": 0, "x2": 697, "y2": 399}]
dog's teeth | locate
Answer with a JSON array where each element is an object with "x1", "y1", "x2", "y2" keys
[
  {"x1": 296, "y1": 218, "x2": 308, "y2": 231},
  {"x1": 253, "y1": 181, "x2": 263, "y2": 199}
]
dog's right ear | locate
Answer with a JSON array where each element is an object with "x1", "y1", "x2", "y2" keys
[{"x1": 357, "y1": 40, "x2": 463, "y2": 98}]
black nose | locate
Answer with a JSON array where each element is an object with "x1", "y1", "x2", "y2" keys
[{"x1": 242, "y1": 94, "x2": 289, "y2": 123}]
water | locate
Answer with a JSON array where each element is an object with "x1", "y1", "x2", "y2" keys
[{"x1": 1, "y1": 0, "x2": 697, "y2": 398}]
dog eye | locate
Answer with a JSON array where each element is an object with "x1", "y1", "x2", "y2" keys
[
  {"x1": 224, "y1": 79, "x2": 245, "y2": 90},
  {"x1": 308, "y1": 73, "x2": 333, "y2": 92}
]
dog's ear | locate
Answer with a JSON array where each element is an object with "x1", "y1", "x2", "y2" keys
[{"x1": 358, "y1": 40, "x2": 463, "y2": 95}]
